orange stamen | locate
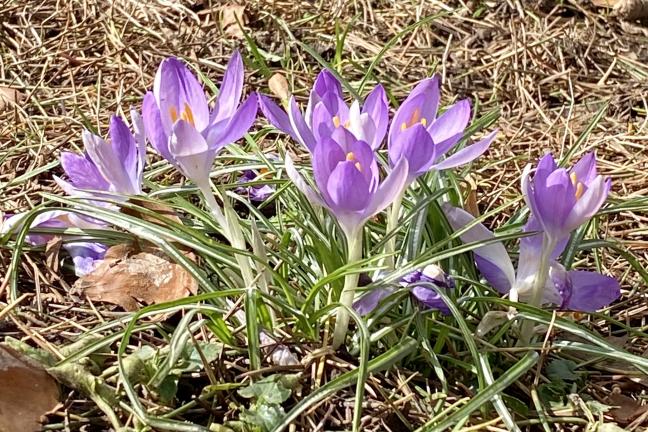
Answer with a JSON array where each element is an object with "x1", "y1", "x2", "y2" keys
[
  {"x1": 169, "y1": 106, "x2": 178, "y2": 123},
  {"x1": 346, "y1": 152, "x2": 356, "y2": 161},
  {"x1": 333, "y1": 116, "x2": 341, "y2": 128}
]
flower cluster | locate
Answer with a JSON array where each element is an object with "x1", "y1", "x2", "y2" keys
[{"x1": 2, "y1": 51, "x2": 620, "y2": 348}]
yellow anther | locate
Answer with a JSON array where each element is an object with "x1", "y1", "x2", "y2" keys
[
  {"x1": 575, "y1": 182, "x2": 584, "y2": 199},
  {"x1": 180, "y1": 103, "x2": 195, "y2": 126},
  {"x1": 333, "y1": 116, "x2": 341, "y2": 128},
  {"x1": 409, "y1": 108, "x2": 421, "y2": 126},
  {"x1": 570, "y1": 172, "x2": 578, "y2": 186},
  {"x1": 355, "y1": 162, "x2": 363, "y2": 172},
  {"x1": 169, "y1": 106, "x2": 179, "y2": 123},
  {"x1": 344, "y1": 120, "x2": 351, "y2": 128},
  {"x1": 420, "y1": 117, "x2": 428, "y2": 127},
  {"x1": 346, "y1": 152, "x2": 356, "y2": 161},
  {"x1": 400, "y1": 122, "x2": 408, "y2": 131}
]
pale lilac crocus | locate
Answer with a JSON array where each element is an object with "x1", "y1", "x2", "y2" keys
[
  {"x1": 388, "y1": 75, "x2": 497, "y2": 183},
  {"x1": 354, "y1": 264, "x2": 455, "y2": 315},
  {"x1": 56, "y1": 113, "x2": 145, "y2": 197},
  {"x1": 236, "y1": 169, "x2": 275, "y2": 202},
  {"x1": 522, "y1": 152, "x2": 611, "y2": 244},
  {"x1": 142, "y1": 51, "x2": 258, "y2": 186},
  {"x1": 443, "y1": 204, "x2": 620, "y2": 312},
  {"x1": 259, "y1": 70, "x2": 389, "y2": 152},
  {"x1": 285, "y1": 131, "x2": 409, "y2": 239}
]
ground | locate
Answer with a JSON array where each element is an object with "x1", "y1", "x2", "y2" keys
[{"x1": 1, "y1": 1, "x2": 647, "y2": 431}]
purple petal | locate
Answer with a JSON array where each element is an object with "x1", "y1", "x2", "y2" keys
[
  {"x1": 142, "y1": 91, "x2": 173, "y2": 163},
  {"x1": 63, "y1": 242, "x2": 107, "y2": 277},
  {"x1": 559, "y1": 270, "x2": 620, "y2": 312},
  {"x1": 392, "y1": 77, "x2": 441, "y2": 135},
  {"x1": 311, "y1": 101, "x2": 337, "y2": 142},
  {"x1": 83, "y1": 131, "x2": 136, "y2": 195},
  {"x1": 411, "y1": 286, "x2": 451, "y2": 314},
  {"x1": 313, "y1": 137, "x2": 346, "y2": 204},
  {"x1": 3, "y1": 210, "x2": 71, "y2": 246},
  {"x1": 130, "y1": 107, "x2": 147, "y2": 183},
  {"x1": 212, "y1": 51, "x2": 244, "y2": 124},
  {"x1": 389, "y1": 93, "x2": 433, "y2": 147},
  {"x1": 353, "y1": 287, "x2": 395, "y2": 315},
  {"x1": 154, "y1": 57, "x2": 209, "y2": 132},
  {"x1": 306, "y1": 70, "x2": 343, "y2": 124},
  {"x1": 109, "y1": 115, "x2": 139, "y2": 193},
  {"x1": 362, "y1": 157, "x2": 409, "y2": 219},
  {"x1": 442, "y1": 203, "x2": 516, "y2": 293},
  {"x1": 564, "y1": 176, "x2": 611, "y2": 233},
  {"x1": 347, "y1": 138, "x2": 379, "y2": 189},
  {"x1": 287, "y1": 96, "x2": 317, "y2": 152},
  {"x1": 570, "y1": 152, "x2": 598, "y2": 185},
  {"x1": 169, "y1": 120, "x2": 216, "y2": 184},
  {"x1": 428, "y1": 99, "x2": 471, "y2": 151},
  {"x1": 284, "y1": 154, "x2": 326, "y2": 207},
  {"x1": 362, "y1": 85, "x2": 389, "y2": 149},
  {"x1": 206, "y1": 93, "x2": 258, "y2": 151},
  {"x1": 326, "y1": 161, "x2": 371, "y2": 212},
  {"x1": 347, "y1": 101, "x2": 377, "y2": 149},
  {"x1": 60, "y1": 152, "x2": 110, "y2": 191},
  {"x1": 258, "y1": 95, "x2": 298, "y2": 140},
  {"x1": 431, "y1": 129, "x2": 497, "y2": 171},
  {"x1": 388, "y1": 123, "x2": 436, "y2": 180},
  {"x1": 534, "y1": 169, "x2": 577, "y2": 239}
]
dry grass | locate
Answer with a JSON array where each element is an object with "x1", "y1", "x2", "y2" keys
[{"x1": 1, "y1": 0, "x2": 648, "y2": 430}]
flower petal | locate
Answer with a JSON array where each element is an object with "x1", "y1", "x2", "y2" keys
[
  {"x1": 60, "y1": 152, "x2": 110, "y2": 191},
  {"x1": 258, "y1": 94, "x2": 297, "y2": 139},
  {"x1": 169, "y1": 120, "x2": 215, "y2": 184},
  {"x1": 312, "y1": 137, "x2": 345, "y2": 204},
  {"x1": 63, "y1": 242, "x2": 107, "y2": 277},
  {"x1": 142, "y1": 91, "x2": 173, "y2": 163},
  {"x1": 212, "y1": 50, "x2": 244, "y2": 124},
  {"x1": 428, "y1": 99, "x2": 471, "y2": 148},
  {"x1": 363, "y1": 157, "x2": 409, "y2": 219},
  {"x1": 287, "y1": 96, "x2": 317, "y2": 152},
  {"x1": 570, "y1": 152, "x2": 597, "y2": 185},
  {"x1": 206, "y1": 93, "x2": 258, "y2": 151},
  {"x1": 431, "y1": 129, "x2": 497, "y2": 171},
  {"x1": 83, "y1": 131, "x2": 135, "y2": 195},
  {"x1": 353, "y1": 287, "x2": 395, "y2": 315},
  {"x1": 284, "y1": 154, "x2": 326, "y2": 207},
  {"x1": 388, "y1": 123, "x2": 435, "y2": 179},
  {"x1": 327, "y1": 161, "x2": 371, "y2": 212},
  {"x1": 362, "y1": 84, "x2": 389, "y2": 149},
  {"x1": 442, "y1": 203, "x2": 516, "y2": 293},
  {"x1": 561, "y1": 270, "x2": 620, "y2": 312},
  {"x1": 109, "y1": 115, "x2": 139, "y2": 193},
  {"x1": 564, "y1": 176, "x2": 611, "y2": 233}
]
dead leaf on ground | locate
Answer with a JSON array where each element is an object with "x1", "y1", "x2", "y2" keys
[
  {"x1": 221, "y1": 4, "x2": 246, "y2": 39},
  {"x1": 0, "y1": 86, "x2": 23, "y2": 111},
  {"x1": 0, "y1": 345, "x2": 59, "y2": 432},
  {"x1": 73, "y1": 244, "x2": 198, "y2": 311},
  {"x1": 269, "y1": 73, "x2": 290, "y2": 101},
  {"x1": 606, "y1": 392, "x2": 648, "y2": 425},
  {"x1": 123, "y1": 197, "x2": 183, "y2": 226}
]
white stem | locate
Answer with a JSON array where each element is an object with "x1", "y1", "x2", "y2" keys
[
  {"x1": 331, "y1": 229, "x2": 364, "y2": 349},
  {"x1": 518, "y1": 235, "x2": 556, "y2": 345},
  {"x1": 384, "y1": 191, "x2": 405, "y2": 271}
]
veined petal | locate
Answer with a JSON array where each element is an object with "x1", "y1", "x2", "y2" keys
[
  {"x1": 169, "y1": 120, "x2": 215, "y2": 184},
  {"x1": 63, "y1": 242, "x2": 107, "y2": 277},
  {"x1": 258, "y1": 94, "x2": 298, "y2": 139},
  {"x1": 570, "y1": 152, "x2": 597, "y2": 185},
  {"x1": 287, "y1": 96, "x2": 317, "y2": 152},
  {"x1": 206, "y1": 93, "x2": 258, "y2": 151},
  {"x1": 60, "y1": 152, "x2": 110, "y2": 191},
  {"x1": 306, "y1": 70, "x2": 343, "y2": 124},
  {"x1": 284, "y1": 154, "x2": 326, "y2": 208},
  {"x1": 83, "y1": 130, "x2": 135, "y2": 195},
  {"x1": 312, "y1": 137, "x2": 345, "y2": 204},
  {"x1": 142, "y1": 92, "x2": 173, "y2": 163},
  {"x1": 362, "y1": 84, "x2": 389, "y2": 149},
  {"x1": 154, "y1": 57, "x2": 209, "y2": 132},
  {"x1": 431, "y1": 129, "x2": 497, "y2": 171},
  {"x1": 442, "y1": 203, "x2": 516, "y2": 293},
  {"x1": 561, "y1": 270, "x2": 620, "y2": 312},
  {"x1": 130, "y1": 107, "x2": 147, "y2": 186},
  {"x1": 388, "y1": 123, "x2": 435, "y2": 180},
  {"x1": 212, "y1": 50, "x2": 244, "y2": 124},
  {"x1": 363, "y1": 157, "x2": 409, "y2": 219},
  {"x1": 327, "y1": 161, "x2": 371, "y2": 212},
  {"x1": 428, "y1": 99, "x2": 471, "y2": 146},
  {"x1": 564, "y1": 176, "x2": 610, "y2": 233},
  {"x1": 353, "y1": 287, "x2": 395, "y2": 316},
  {"x1": 109, "y1": 115, "x2": 139, "y2": 193}
]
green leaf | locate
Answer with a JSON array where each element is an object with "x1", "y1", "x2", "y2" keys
[
  {"x1": 546, "y1": 359, "x2": 579, "y2": 383},
  {"x1": 240, "y1": 404, "x2": 285, "y2": 432},
  {"x1": 158, "y1": 375, "x2": 179, "y2": 405},
  {"x1": 237, "y1": 374, "x2": 298, "y2": 405}
]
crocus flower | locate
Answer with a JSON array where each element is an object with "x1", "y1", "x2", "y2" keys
[
  {"x1": 63, "y1": 242, "x2": 108, "y2": 276},
  {"x1": 354, "y1": 264, "x2": 455, "y2": 315},
  {"x1": 236, "y1": 169, "x2": 275, "y2": 202},
  {"x1": 142, "y1": 52, "x2": 258, "y2": 186},
  {"x1": 259, "y1": 70, "x2": 389, "y2": 152},
  {"x1": 285, "y1": 131, "x2": 409, "y2": 239},
  {"x1": 56, "y1": 113, "x2": 145, "y2": 197},
  {"x1": 387, "y1": 75, "x2": 497, "y2": 183},
  {"x1": 443, "y1": 204, "x2": 620, "y2": 312},
  {"x1": 522, "y1": 152, "x2": 611, "y2": 243}
]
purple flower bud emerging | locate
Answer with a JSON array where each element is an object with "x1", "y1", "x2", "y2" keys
[
  {"x1": 142, "y1": 52, "x2": 258, "y2": 186},
  {"x1": 387, "y1": 76, "x2": 497, "y2": 183},
  {"x1": 259, "y1": 70, "x2": 389, "y2": 152}
]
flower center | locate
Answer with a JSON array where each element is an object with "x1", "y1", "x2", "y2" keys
[
  {"x1": 346, "y1": 152, "x2": 362, "y2": 172},
  {"x1": 400, "y1": 107, "x2": 427, "y2": 131},
  {"x1": 169, "y1": 103, "x2": 196, "y2": 127},
  {"x1": 570, "y1": 172, "x2": 585, "y2": 199},
  {"x1": 332, "y1": 115, "x2": 351, "y2": 129}
]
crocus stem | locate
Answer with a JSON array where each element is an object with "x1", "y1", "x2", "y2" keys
[
  {"x1": 518, "y1": 235, "x2": 556, "y2": 345},
  {"x1": 384, "y1": 191, "x2": 405, "y2": 270},
  {"x1": 332, "y1": 229, "x2": 364, "y2": 349}
]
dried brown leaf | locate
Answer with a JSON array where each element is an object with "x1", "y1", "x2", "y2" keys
[
  {"x1": 0, "y1": 86, "x2": 22, "y2": 111},
  {"x1": 269, "y1": 73, "x2": 290, "y2": 101},
  {"x1": 73, "y1": 244, "x2": 198, "y2": 311},
  {"x1": 221, "y1": 4, "x2": 246, "y2": 39},
  {"x1": 607, "y1": 393, "x2": 648, "y2": 425},
  {"x1": 0, "y1": 345, "x2": 59, "y2": 432},
  {"x1": 614, "y1": 0, "x2": 648, "y2": 19}
]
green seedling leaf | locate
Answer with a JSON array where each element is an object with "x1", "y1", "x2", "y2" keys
[{"x1": 237, "y1": 374, "x2": 298, "y2": 405}]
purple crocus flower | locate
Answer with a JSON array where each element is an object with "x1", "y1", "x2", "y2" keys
[
  {"x1": 285, "y1": 132, "x2": 409, "y2": 239},
  {"x1": 443, "y1": 204, "x2": 620, "y2": 312},
  {"x1": 353, "y1": 264, "x2": 455, "y2": 315},
  {"x1": 387, "y1": 75, "x2": 497, "y2": 183},
  {"x1": 142, "y1": 52, "x2": 258, "y2": 186},
  {"x1": 63, "y1": 242, "x2": 108, "y2": 276},
  {"x1": 55, "y1": 113, "x2": 145, "y2": 197},
  {"x1": 259, "y1": 70, "x2": 389, "y2": 152},
  {"x1": 522, "y1": 152, "x2": 611, "y2": 243},
  {"x1": 236, "y1": 169, "x2": 275, "y2": 202}
]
